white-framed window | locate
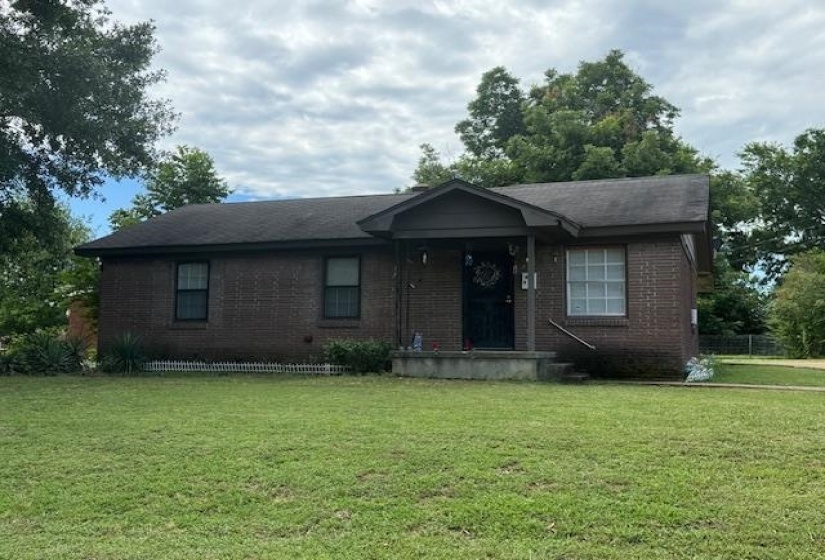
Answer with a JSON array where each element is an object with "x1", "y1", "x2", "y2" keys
[
  {"x1": 324, "y1": 256, "x2": 360, "y2": 318},
  {"x1": 567, "y1": 247, "x2": 626, "y2": 316}
]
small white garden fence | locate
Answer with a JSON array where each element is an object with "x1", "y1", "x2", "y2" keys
[{"x1": 143, "y1": 360, "x2": 351, "y2": 375}]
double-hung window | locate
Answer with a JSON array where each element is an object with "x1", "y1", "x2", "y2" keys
[
  {"x1": 567, "y1": 248, "x2": 626, "y2": 316},
  {"x1": 176, "y1": 262, "x2": 209, "y2": 321},
  {"x1": 324, "y1": 257, "x2": 360, "y2": 318}
]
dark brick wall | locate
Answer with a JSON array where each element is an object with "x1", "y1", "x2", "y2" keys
[
  {"x1": 511, "y1": 236, "x2": 697, "y2": 378},
  {"x1": 398, "y1": 248, "x2": 463, "y2": 350},
  {"x1": 98, "y1": 249, "x2": 397, "y2": 360},
  {"x1": 99, "y1": 235, "x2": 698, "y2": 377}
]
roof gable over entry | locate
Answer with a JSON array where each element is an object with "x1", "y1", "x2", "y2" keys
[{"x1": 358, "y1": 179, "x2": 581, "y2": 240}]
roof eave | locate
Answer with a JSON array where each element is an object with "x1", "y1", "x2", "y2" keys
[
  {"x1": 578, "y1": 221, "x2": 707, "y2": 238},
  {"x1": 75, "y1": 237, "x2": 392, "y2": 258}
]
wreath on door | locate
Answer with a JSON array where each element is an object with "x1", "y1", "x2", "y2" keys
[{"x1": 473, "y1": 261, "x2": 501, "y2": 288}]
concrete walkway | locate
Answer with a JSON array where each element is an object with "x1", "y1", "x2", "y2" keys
[
  {"x1": 719, "y1": 358, "x2": 825, "y2": 370},
  {"x1": 613, "y1": 380, "x2": 825, "y2": 392}
]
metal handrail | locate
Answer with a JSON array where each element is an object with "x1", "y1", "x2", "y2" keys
[{"x1": 547, "y1": 318, "x2": 597, "y2": 350}]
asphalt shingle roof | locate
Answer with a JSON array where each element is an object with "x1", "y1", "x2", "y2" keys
[
  {"x1": 495, "y1": 174, "x2": 709, "y2": 227},
  {"x1": 76, "y1": 174, "x2": 709, "y2": 255}
]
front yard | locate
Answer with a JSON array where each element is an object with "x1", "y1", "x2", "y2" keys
[
  {"x1": 1, "y1": 376, "x2": 823, "y2": 559},
  {"x1": 714, "y1": 358, "x2": 825, "y2": 387}
]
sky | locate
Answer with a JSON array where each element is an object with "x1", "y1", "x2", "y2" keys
[{"x1": 71, "y1": 0, "x2": 825, "y2": 237}]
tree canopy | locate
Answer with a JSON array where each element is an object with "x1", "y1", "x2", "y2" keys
[
  {"x1": 110, "y1": 145, "x2": 230, "y2": 230},
  {"x1": 455, "y1": 66, "x2": 526, "y2": 160},
  {"x1": 0, "y1": 200, "x2": 90, "y2": 335},
  {"x1": 730, "y1": 129, "x2": 825, "y2": 279},
  {"x1": 0, "y1": 0, "x2": 175, "y2": 251},
  {"x1": 697, "y1": 255, "x2": 766, "y2": 335},
  {"x1": 413, "y1": 50, "x2": 710, "y2": 189}
]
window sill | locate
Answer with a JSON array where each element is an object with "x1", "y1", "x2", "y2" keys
[
  {"x1": 169, "y1": 321, "x2": 209, "y2": 330},
  {"x1": 564, "y1": 316, "x2": 629, "y2": 328},
  {"x1": 317, "y1": 319, "x2": 361, "y2": 329}
]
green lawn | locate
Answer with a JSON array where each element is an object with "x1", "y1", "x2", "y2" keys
[
  {"x1": 1, "y1": 376, "x2": 824, "y2": 559},
  {"x1": 714, "y1": 362, "x2": 825, "y2": 387}
]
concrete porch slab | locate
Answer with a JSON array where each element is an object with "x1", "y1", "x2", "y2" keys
[{"x1": 392, "y1": 350, "x2": 559, "y2": 381}]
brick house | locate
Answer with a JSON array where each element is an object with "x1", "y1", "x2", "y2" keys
[{"x1": 76, "y1": 175, "x2": 712, "y2": 378}]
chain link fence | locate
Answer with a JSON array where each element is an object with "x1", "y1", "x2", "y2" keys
[{"x1": 699, "y1": 335, "x2": 784, "y2": 356}]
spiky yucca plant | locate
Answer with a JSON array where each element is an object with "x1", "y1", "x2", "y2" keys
[{"x1": 101, "y1": 333, "x2": 145, "y2": 375}]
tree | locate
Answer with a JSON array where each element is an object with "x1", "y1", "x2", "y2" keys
[
  {"x1": 109, "y1": 146, "x2": 230, "y2": 230},
  {"x1": 455, "y1": 67, "x2": 526, "y2": 159},
  {"x1": 58, "y1": 248, "x2": 100, "y2": 331},
  {"x1": 1, "y1": 0, "x2": 175, "y2": 251},
  {"x1": 510, "y1": 50, "x2": 707, "y2": 182},
  {"x1": 735, "y1": 128, "x2": 825, "y2": 279},
  {"x1": 0, "y1": 200, "x2": 90, "y2": 335},
  {"x1": 412, "y1": 143, "x2": 455, "y2": 187},
  {"x1": 768, "y1": 250, "x2": 825, "y2": 357},
  {"x1": 411, "y1": 143, "x2": 523, "y2": 189},
  {"x1": 412, "y1": 50, "x2": 709, "y2": 189},
  {"x1": 697, "y1": 255, "x2": 766, "y2": 335},
  {"x1": 707, "y1": 170, "x2": 760, "y2": 272}
]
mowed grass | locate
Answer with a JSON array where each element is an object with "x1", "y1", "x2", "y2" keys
[
  {"x1": 715, "y1": 361, "x2": 825, "y2": 387},
  {"x1": 1, "y1": 376, "x2": 824, "y2": 559}
]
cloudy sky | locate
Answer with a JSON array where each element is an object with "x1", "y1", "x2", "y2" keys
[{"x1": 74, "y1": 0, "x2": 825, "y2": 234}]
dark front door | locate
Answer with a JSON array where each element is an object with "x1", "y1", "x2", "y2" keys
[{"x1": 462, "y1": 252, "x2": 515, "y2": 349}]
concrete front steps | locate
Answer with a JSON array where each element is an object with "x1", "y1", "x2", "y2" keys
[
  {"x1": 539, "y1": 362, "x2": 589, "y2": 383},
  {"x1": 560, "y1": 370, "x2": 590, "y2": 384},
  {"x1": 392, "y1": 350, "x2": 588, "y2": 382}
]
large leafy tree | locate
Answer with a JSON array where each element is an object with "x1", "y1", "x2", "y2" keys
[
  {"x1": 413, "y1": 143, "x2": 523, "y2": 189},
  {"x1": 455, "y1": 66, "x2": 526, "y2": 159},
  {"x1": 707, "y1": 170, "x2": 760, "y2": 271},
  {"x1": 733, "y1": 128, "x2": 825, "y2": 279},
  {"x1": 413, "y1": 50, "x2": 710, "y2": 188},
  {"x1": 511, "y1": 50, "x2": 704, "y2": 182},
  {"x1": 0, "y1": 0, "x2": 175, "y2": 251},
  {"x1": 696, "y1": 171, "x2": 765, "y2": 333},
  {"x1": 110, "y1": 145, "x2": 230, "y2": 230},
  {"x1": 0, "y1": 200, "x2": 91, "y2": 334},
  {"x1": 413, "y1": 68, "x2": 526, "y2": 188}
]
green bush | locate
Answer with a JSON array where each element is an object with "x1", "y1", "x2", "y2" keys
[
  {"x1": 0, "y1": 330, "x2": 88, "y2": 375},
  {"x1": 323, "y1": 339, "x2": 393, "y2": 374},
  {"x1": 0, "y1": 350, "x2": 26, "y2": 375},
  {"x1": 4, "y1": 331, "x2": 87, "y2": 375},
  {"x1": 23, "y1": 331, "x2": 73, "y2": 374},
  {"x1": 100, "y1": 332, "x2": 145, "y2": 374},
  {"x1": 62, "y1": 335, "x2": 90, "y2": 371},
  {"x1": 769, "y1": 250, "x2": 825, "y2": 358}
]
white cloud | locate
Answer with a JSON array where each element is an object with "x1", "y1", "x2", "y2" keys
[{"x1": 105, "y1": 0, "x2": 825, "y2": 197}]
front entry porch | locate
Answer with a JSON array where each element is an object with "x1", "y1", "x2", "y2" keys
[
  {"x1": 358, "y1": 178, "x2": 581, "y2": 355},
  {"x1": 392, "y1": 350, "x2": 575, "y2": 381}
]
